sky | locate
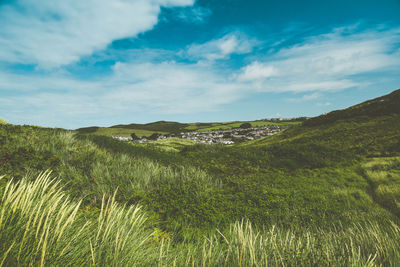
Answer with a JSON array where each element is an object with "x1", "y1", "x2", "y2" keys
[{"x1": 0, "y1": 0, "x2": 400, "y2": 129}]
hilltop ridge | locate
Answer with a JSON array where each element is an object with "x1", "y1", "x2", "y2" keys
[
  {"x1": 76, "y1": 119, "x2": 303, "y2": 138},
  {"x1": 304, "y1": 88, "x2": 400, "y2": 126}
]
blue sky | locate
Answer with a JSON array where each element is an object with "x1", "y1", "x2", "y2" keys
[{"x1": 0, "y1": 0, "x2": 400, "y2": 129}]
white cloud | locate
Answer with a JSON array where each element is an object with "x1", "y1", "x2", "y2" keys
[
  {"x1": 287, "y1": 92, "x2": 321, "y2": 102},
  {"x1": 239, "y1": 26, "x2": 400, "y2": 92},
  {"x1": 317, "y1": 102, "x2": 332, "y2": 107},
  {"x1": 238, "y1": 62, "x2": 279, "y2": 81},
  {"x1": 284, "y1": 80, "x2": 361, "y2": 92},
  {"x1": 1, "y1": 24, "x2": 400, "y2": 128},
  {"x1": 0, "y1": 0, "x2": 193, "y2": 68},
  {"x1": 106, "y1": 61, "x2": 243, "y2": 112},
  {"x1": 0, "y1": 61, "x2": 244, "y2": 128},
  {"x1": 185, "y1": 32, "x2": 256, "y2": 61}
]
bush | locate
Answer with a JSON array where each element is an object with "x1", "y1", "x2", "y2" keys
[
  {"x1": 148, "y1": 133, "x2": 160, "y2": 140},
  {"x1": 239, "y1": 122, "x2": 252, "y2": 129},
  {"x1": 131, "y1": 133, "x2": 139, "y2": 140}
]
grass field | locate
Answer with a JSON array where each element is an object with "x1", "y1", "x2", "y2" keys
[
  {"x1": 1, "y1": 89, "x2": 400, "y2": 265},
  {"x1": 131, "y1": 138, "x2": 198, "y2": 152},
  {"x1": 91, "y1": 127, "x2": 167, "y2": 137},
  {"x1": 2, "y1": 167, "x2": 400, "y2": 266}
]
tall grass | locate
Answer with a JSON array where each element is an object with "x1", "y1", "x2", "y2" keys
[
  {"x1": 2, "y1": 171, "x2": 400, "y2": 266},
  {"x1": 54, "y1": 132, "x2": 218, "y2": 191},
  {"x1": 1, "y1": 128, "x2": 218, "y2": 204},
  {"x1": 0, "y1": 171, "x2": 159, "y2": 266},
  {"x1": 0, "y1": 171, "x2": 87, "y2": 266},
  {"x1": 89, "y1": 191, "x2": 153, "y2": 266},
  {"x1": 170, "y1": 220, "x2": 400, "y2": 266}
]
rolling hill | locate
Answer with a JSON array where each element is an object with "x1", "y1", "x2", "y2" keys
[
  {"x1": 1, "y1": 89, "x2": 400, "y2": 265},
  {"x1": 76, "y1": 119, "x2": 302, "y2": 137},
  {"x1": 304, "y1": 88, "x2": 400, "y2": 126}
]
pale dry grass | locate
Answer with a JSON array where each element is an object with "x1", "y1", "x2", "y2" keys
[
  {"x1": 0, "y1": 170, "x2": 86, "y2": 266},
  {"x1": 0, "y1": 171, "x2": 158, "y2": 266}
]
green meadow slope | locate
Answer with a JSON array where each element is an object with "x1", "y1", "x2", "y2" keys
[{"x1": 1, "y1": 89, "x2": 400, "y2": 265}]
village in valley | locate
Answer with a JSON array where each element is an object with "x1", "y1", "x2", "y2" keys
[{"x1": 112, "y1": 122, "x2": 293, "y2": 145}]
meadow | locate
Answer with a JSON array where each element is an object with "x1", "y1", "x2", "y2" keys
[
  {"x1": 2, "y1": 170, "x2": 400, "y2": 266},
  {"x1": 1, "y1": 89, "x2": 400, "y2": 265}
]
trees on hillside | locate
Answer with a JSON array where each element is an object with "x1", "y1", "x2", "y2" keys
[
  {"x1": 131, "y1": 133, "x2": 139, "y2": 140},
  {"x1": 239, "y1": 122, "x2": 252, "y2": 129},
  {"x1": 148, "y1": 133, "x2": 160, "y2": 140}
]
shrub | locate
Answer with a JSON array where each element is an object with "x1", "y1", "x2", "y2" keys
[{"x1": 239, "y1": 123, "x2": 251, "y2": 129}]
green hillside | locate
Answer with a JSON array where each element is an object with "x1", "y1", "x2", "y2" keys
[
  {"x1": 1, "y1": 89, "x2": 400, "y2": 265},
  {"x1": 0, "y1": 118, "x2": 8, "y2": 125},
  {"x1": 303, "y1": 89, "x2": 400, "y2": 126},
  {"x1": 77, "y1": 119, "x2": 303, "y2": 137},
  {"x1": 111, "y1": 120, "x2": 190, "y2": 132},
  {"x1": 77, "y1": 121, "x2": 189, "y2": 137}
]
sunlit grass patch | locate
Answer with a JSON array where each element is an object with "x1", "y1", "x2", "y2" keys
[
  {"x1": 0, "y1": 171, "x2": 87, "y2": 266},
  {"x1": 365, "y1": 170, "x2": 390, "y2": 184},
  {"x1": 363, "y1": 157, "x2": 400, "y2": 216},
  {"x1": 363, "y1": 157, "x2": 400, "y2": 169},
  {"x1": 0, "y1": 171, "x2": 160, "y2": 266},
  {"x1": 135, "y1": 138, "x2": 197, "y2": 152},
  {"x1": 332, "y1": 188, "x2": 374, "y2": 208}
]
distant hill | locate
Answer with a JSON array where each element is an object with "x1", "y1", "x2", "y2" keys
[
  {"x1": 76, "y1": 119, "x2": 303, "y2": 137},
  {"x1": 252, "y1": 88, "x2": 400, "y2": 159},
  {"x1": 0, "y1": 118, "x2": 8, "y2": 125},
  {"x1": 110, "y1": 121, "x2": 190, "y2": 132},
  {"x1": 304, "y1": 88, "x2": 400, "y2": 126}
]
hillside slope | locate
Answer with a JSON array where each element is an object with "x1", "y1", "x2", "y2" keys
[
  {"x1": 111, "y1": 120, "x2": 190, "y2": 132},
  {"x1": 251, "y1": 89, "x2": 400, "y2": 158},
  {"x1": 1, "y1": 89, "x2": 400, "y2": 265},
  {"x1": 2, "y1": 90, "x2": 400, "y2": 229},
  {"x1": 304, "y1": 88, "x2": 400, "y2": 126}
]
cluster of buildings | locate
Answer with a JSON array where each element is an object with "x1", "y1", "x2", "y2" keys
[
  {"x1": 112, "y1": 125, "x2": 291, "y2": 145},
  {"x1": 112, "y1": 136, "x2": 133, "y2": 141},
  {"x1": 172, "y1": 125, "x2": 289, "y2": 144}
]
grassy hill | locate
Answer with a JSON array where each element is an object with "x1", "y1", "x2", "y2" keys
[
  {"x1": 111, "y1": 120, "x2": 190, "y2": 132},
  {"x1": 76, "y1": 119, "x2": 303, "y2": 137},
  {"x1": 303, "y1": 88, "x2": 400, "y2": 126},
  {"x1": 0, "y1": 118, "x2": 8, "y2": 125},
  {"x1": 1, "y1": 89, "x2": 400, "y2": 265}
]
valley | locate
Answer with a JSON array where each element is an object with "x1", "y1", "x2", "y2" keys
[
  {"x1": 113, "y1": 124, "x2": 292, "y2": 144},
  {"x1": 0, "y1": 89, "x2": 400, "y2": 265}
]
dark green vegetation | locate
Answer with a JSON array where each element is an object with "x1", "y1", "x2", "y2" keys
[
  {"x1": 76, "y1": 119, "x2": 302, "y2": 137},
  {"x1": 1, "y1": 89, "x2": 400, "y2": 265}
]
